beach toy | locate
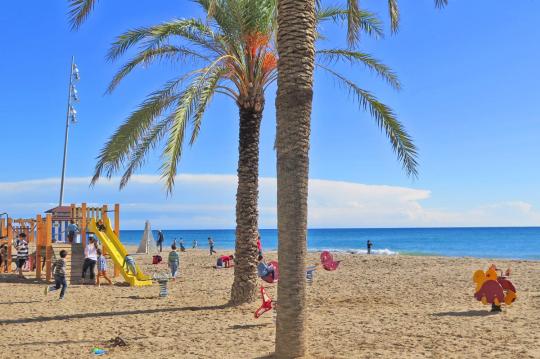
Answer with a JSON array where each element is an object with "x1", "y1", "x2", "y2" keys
[
  {"x1": 255, "y1": 286, "x2": 276, "y2": 319},
  {"x1": 261, "y1": 260, "x2": 279, "y2": 283},
  {"x1": 320, "y1": 251, "x2": 341, "y2": 271},
  {"x1": 91, "y1": 347, "x2": 107, "y2": 356},
  {"x1": 152, "y1": 273, "x2": 170, "y2": 297},
  {"x1": 473, "y1": 265, "x2": 517, "y2": 311}
]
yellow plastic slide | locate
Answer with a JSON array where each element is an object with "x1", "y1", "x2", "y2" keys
[{"x1": 87, "y1": 218, "x2": 152, "y2": 287}]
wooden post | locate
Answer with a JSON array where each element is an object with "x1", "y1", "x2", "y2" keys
[
  {"x1": 114, "y1": 204, "x2": 120, "y2": 277},
  {"x1": 6, "y1": 218, "x2": 12, "y2": 273},
  {"x1": 45, "y1": 214, "x2": 52, "y2": 282},
  {"x1": 29, "y1": 221, "x2": 35, "y2": 246},
  {"x1": 81, "y1": 203, "x2": 87, "y2": 251},
  {"x1": 101, "y1": 205, "x2": 108, "y2": 256},
  {"x1": 36, "y1": 215, "x2": 42, "y2": 279},
  {"x1": 101, "y1": 205, "x2": 108, "y2": 221}
]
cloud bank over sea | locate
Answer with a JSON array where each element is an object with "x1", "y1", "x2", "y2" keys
[{"x1": 0, "y1": 174, "x2": 539, "y2": 229}]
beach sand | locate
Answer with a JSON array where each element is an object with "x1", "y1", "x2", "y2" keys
[{"x1": 1, "y1": 249, "x2": 539, "y2": 358}]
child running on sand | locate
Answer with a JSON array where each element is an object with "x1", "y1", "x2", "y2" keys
[
  {"x1": 168, "y1": 244, "x2": 180, "y2": 280},
  {"x1": 123, "y1": 254, "x2": 138, "y2": 276},
  {"x1": 96, "y1": 249, "x2": 112, "y2": 286},
  {"x1": 44, "y1": 250, "x2": 68, "y2": 299}
]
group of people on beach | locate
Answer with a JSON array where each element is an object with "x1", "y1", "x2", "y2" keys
[{"x1": 44, "y1": 219, "x2": 143, "y2": 299}]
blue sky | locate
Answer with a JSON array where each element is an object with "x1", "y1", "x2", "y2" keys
[{"x1": 0, "y1": 1, "x2": 539, "y2": 228}]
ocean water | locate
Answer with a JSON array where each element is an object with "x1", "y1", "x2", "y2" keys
[{"x1": 119, "y1": 227, "x2": 540, "y2": 260}]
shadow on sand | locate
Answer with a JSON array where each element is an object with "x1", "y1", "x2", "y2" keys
[
  {"x1": 1, "y1": 303, "x2": 231, "y2": 325},
  {"x1": 0, "y1": 300, "x2": 41, "y2": 305},
  {"x1": 432, "y1": 310, "x2": 499, "y2": 317},
  {"x1": 228, "y1": 323, "x2": 270, "y2": 330},
  {"x1": 0, "y1": 275, "x2": 48, "y2": 285}
]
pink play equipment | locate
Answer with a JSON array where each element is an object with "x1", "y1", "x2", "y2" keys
[
  {"x1": 261, "y1": 260, "x2": 279, "y2": 283},
  {"x1": 254, "y1": 286, "x2": 276, "y2": 318},
  {"x1": 320, "y1": 251, "x2": 341, "y2": 271}
]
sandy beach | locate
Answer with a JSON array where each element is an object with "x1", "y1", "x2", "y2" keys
[{"x1": 1, "y1": 249, "x2": 539, "y2": 358}]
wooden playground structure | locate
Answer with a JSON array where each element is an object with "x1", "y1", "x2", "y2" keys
[{"x1": 0, "y1": 203, "x2": 120, "y2": 283}]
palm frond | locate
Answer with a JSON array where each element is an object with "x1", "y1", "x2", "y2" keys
[
  {"x1": 68, "y1": 0, "x2": 98, "y2": 30},
  {"x1": 316, "y1": 49, "x2": 400, "y2": 90},
  {"x1": 317, "y1": 64, "x2": 418, "y2": 177},
  {"x1": 160, "y1": 71, "x2": 219, "y2": 193},
  {"x1": 91, "y1": 78, "x2": 184, "y2": 185},
  {"x1": 107, "y1": 45, "x2": 210, "y2": 93},
  {"x1": 347, "y1": 0, "x2": 361, "y2": 47},
  {"x1": 106, "y1": 19, "x2": 218, "y2": 62},
  {"x1": 189, "y1": 69, "x2": 226, "y2": 145},
  {"x1": 317, "y1": 8, "x2": 383, "y2": 39},
  {"x1": 388, "y1": 0, "x2": 400, "y2": 33},
  {"x1": 119, "y1": 115, "x2": 175, "y2": 189},
  {"x1": 435, "y1": 0, "x2": 448, "y2": 8}
]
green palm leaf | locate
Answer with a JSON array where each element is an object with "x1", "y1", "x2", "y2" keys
[
  {"x1": 318, "y1": 64, "x2": 418, "y2": 177},
  {"x1": 68, "y1": 0, "x2": 98, "y2": 30},
  {"x1": 316, "y1": 49, "x2": 400, "y2": 90},
  {"x1": 106, "y1": 45, "x2": 210, "y2": 94},
  {"x1": 91, "y1": 78, "x2": 183, "y2": 184},
  {"x1": 119, "y1": 115, "x2": 175, "y2": 189}
]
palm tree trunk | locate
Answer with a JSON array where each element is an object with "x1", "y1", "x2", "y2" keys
[
  {"x1": 275, "y1": 0, "x2": 316, "y2": 357},
  {"x1": 230, "y1": 95, "x2": 264, "y2": 305}
]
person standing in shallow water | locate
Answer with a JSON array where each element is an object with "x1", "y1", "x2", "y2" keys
[{"x1": 367, "y1": 240, "x2": 373, "y2": 255}]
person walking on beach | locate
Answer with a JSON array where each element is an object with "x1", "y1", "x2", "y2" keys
[
  {"x1": 367, "y1": 240, "x2": 373, "y2": 255},
  {"x1": 96, "y1": 249, "x2": 113, "y2": 286},
  {"x1": 15, "y1": 233, "x2": 29, "y2": 277},
  {"x1": 82, "y1": 237, "x2": 98, "y2": 284},
  {"x1": 157, "y1": 230, "x2": 164, "y2": 252},
  {"x1": 66, "y1": 220, "x2": 79, "y2": 243},
  {"x1": 208, "y1": 237, "x2": 216, "y2": 255},
  {"x1": 192, "y1": 239, "x2": 198, "y2": 249},
  {"x1": 168, "y1": 244, "x2": 180, "y2": 281},
  {"x1": 44, "y1": 250, "x2": 68, "y2": 299}
]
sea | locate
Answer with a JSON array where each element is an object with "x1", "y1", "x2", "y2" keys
[{"x1": 119, "y1": 227, "x2": 540, "y2": 260}]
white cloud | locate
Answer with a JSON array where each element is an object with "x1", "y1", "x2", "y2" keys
[{"x1": 0, "y1": 174, "x2": 538, "y2": 229}]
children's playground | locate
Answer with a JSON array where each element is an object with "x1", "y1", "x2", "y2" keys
[{"x1": 0, "y1": 203, "x2": 149, "y2": 285}]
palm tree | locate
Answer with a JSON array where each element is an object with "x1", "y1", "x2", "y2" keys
[
  {"x1": 274, "y1": 0, "x2": 447, "y2": 357},
  {"x1": 69, "y1": 0, "x2": 414, "y2": 306},
  {"x1": 88, "y1": 0, "x2": 278, "y2": 305}
]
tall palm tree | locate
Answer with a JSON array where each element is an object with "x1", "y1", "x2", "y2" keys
[
  {"x1": 274, "y1": 0, "x2": 447, "y2": 357},
  {"x1": 68, "y1": 0, "x2": 414, "y2": 306},
  {"x1": 88, "y1": 0, "x2": 278, "y2": 305}
]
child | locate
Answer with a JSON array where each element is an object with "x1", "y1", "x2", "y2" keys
[
  {"x1": 96, "y1": 249, "x2": 112, "y2": 286},
  {"x1": 44, "y1": 250, "x2": 68, "y2": 299},
  {"x1": 216, "y1": 254, "x2": 234, "y2": 268},
  {"x1": 15, "y1": 233, "x2": 29, "y2": 277},
  {"x1": 257, "y1": 255, "x2": 275, "y2": 280},
  {"x1": 123, "y1": 254, "x2": 138, "y2": 276},
  {"x1": 168, "y1": 244, "x2": 180, "y2": 280},
  {"x1": 96, "y1": 219, "x2": 106, "y2": 232}
]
